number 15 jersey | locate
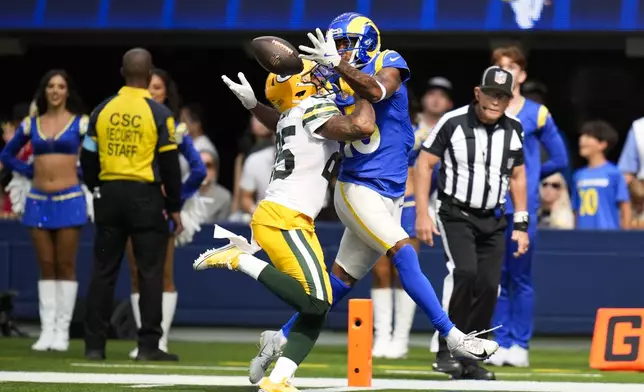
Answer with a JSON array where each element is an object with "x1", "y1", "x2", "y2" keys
[{"x1": 263, "y1": 96, "x2": 341, "y2": 220}]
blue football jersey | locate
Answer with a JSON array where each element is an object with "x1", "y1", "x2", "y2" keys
[
  {"x1": 338, "y1": 50, "x2": 415, "y2": 199},
  {"x1": 505, "y1": 98, "x2": 568, "y2": 214},
  {"x1": 572, "y1": 162, "x2": 629, "y2": 230}
]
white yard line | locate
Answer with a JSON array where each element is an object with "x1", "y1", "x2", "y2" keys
[
  {"x1": 70, "y1": 363, "x2": 247, "y2": 371},
  {"x1": 384, "y1": 369, "x2": 603, "y2": 378},
  {"x1": 1, "y1": 371, "x2": 643, "y2": 392}
]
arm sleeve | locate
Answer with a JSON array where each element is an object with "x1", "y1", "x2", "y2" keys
[
  {"x1": 618, "y1": 126, "x2": 640, "y2": 175},
  {"x1": 430, "y1": 160, "x2": 441, "y2": 194},
  {"x1": 158, "y1": 148, "x2": 182, "y2": 213},
  {"x1": 0, "y1": 117, "x2": 34, "y2": 178},
  {"x1": 302, "y1": 98, "x2": 342, "y2": 139},
  {"x1": 511, "y1": 124, "x2": 525, "y2": 167},
  {"x1": 615, "y1": 170, "x2": 631, "y2": 203},
  {"x1": 178, "y1": 135, "x2": 207, "y2": 202},
  {"x1": 376, "y1": 50, "x2": 411, "y2": 83},
  {"x1": 421, "y1": 115, "x2": 453, "y2": 158},
  {"x1": 239, "y1": 155, "x2": 257, "y2": 192},
  {"x1": 538, "y1": 106, "x2": 569, "y2": 178}
]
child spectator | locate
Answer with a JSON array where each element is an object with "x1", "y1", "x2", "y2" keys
[{"x1": 572, "y1": 121, "x2": 631, "y2": 230}]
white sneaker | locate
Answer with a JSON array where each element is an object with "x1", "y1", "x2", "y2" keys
[
  {"x1": 384, "y1": 338, "x2": 408, "y2": 359},
  {"x1": 372, "y1": 337, "x2": 390, "y2": 359},
  {"x1": 484, "y1": 346, "x2": 508, "y2": 366},
  {"x1": 506, "y1": 344, "x2": 529, "y2": 367},
  {"x1": 249, "y1": 330, "x2": 285, "y2": 384},
  {"x1": 448, "y1": 329, "x2": 500, "y2": 361}
]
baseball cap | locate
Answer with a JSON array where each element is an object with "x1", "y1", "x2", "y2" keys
[
  {"x1": 480, "y1": 66, "x2": 514, "y2": 97},
  {"x1": 428, "y1": 76, "x2": 453, "y2": 92}
]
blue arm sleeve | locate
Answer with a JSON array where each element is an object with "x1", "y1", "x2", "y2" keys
[
  {"x1": 179, "y1": 136, "x2": 207, "y2": 202},
  {"x1": 0, "y1": 121, "x2": 33, "y2": 178},
  {"x1": 539, "y1": 114, "x2": 569, "y2": 179},
  {"x1": 430, "y1": 161, "x2": 440, "y2": 194},
  {"x1": 618, "y1": 127, "x2": 640, "y2": 175},
  {"x1": 615, "y1": 170, "x2": 630, "y2": 203}
]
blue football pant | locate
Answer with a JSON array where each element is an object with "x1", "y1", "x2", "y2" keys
[{"x1": 492, "y1": 215, "x2": 538, "y2": 350}]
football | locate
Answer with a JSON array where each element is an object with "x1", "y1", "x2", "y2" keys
[{"x1": 251, "y1": 36, "x2": 304, "y2": 76}]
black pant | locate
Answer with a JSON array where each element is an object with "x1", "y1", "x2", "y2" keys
[
  {"x1": 84, "y1": 181, "x2": 169, "y2": 352},
  {"x1": 435, "y1": 198, "x2": 507, "y2": 360}
]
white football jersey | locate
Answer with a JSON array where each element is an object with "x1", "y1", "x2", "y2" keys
[{"x1": 264, "y1": 96, "x2": 341, "y2": 220}]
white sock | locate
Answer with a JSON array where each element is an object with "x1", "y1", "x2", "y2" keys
[
  {"x1": 237, "y1": 254, "x2": 268, "y2": 280},
  {"x1": 269, "y1": 357, "x2": 298, "y2": 384},
  {"x1": 445, "y1": 326, "x2": 465, "y2": 348}
]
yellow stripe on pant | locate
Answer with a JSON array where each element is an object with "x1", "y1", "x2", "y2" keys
[{"x1": 251, "y1": 201, "x2": 332, "y2": 305}]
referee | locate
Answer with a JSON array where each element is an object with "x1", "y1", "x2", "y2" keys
[
  {"x1": 415, "y1": 66, "x2": 529, "y2": 380},
  {"x1": 80, "y1": 48, "x2": 182, "y2": 361}
]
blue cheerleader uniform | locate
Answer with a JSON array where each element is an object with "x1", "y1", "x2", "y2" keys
[{"x1": 0, "y1": 115, "x2": 89, "y2": 229}]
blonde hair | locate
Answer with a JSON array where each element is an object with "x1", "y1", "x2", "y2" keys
[
  {"x1": 630, "y1": 179, "x2": 644, "y2": 204},
  {"x1": 540, "y1": 173, "x2": 574, "y2": 229}
]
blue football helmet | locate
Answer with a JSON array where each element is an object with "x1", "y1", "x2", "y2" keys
[{"x1": 327, "y1": 12, "x2": 381, "y2": 69}]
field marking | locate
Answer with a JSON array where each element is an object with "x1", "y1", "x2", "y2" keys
[
  {"x1": 385, "y1": 369, "x2": 603, "y2": 378},
  {"x1": 1, "y1": 371, "x2": 643, "y2": 392},
  {"x1": 129, "y1": 385, "x2": 175, "y2": 389},
  {"x1": 70, "y1": 363, "x2": 247, "y2": 371}
]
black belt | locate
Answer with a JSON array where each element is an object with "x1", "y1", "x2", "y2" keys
[{"x1": 438, "y1": 191, "x2": 503, "y2": 218}]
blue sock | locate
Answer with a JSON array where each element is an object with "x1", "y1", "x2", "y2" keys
[
  {"x1": 393, "y1": 244, "x2": 454, "y2": 336},
  {"x1": 280, "y1": 272, "x2": 352, "y2": 338}
]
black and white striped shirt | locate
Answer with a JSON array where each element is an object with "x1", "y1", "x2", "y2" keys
[{"x1": 422, "y1": 103, "x2": 524, "y2": 210}]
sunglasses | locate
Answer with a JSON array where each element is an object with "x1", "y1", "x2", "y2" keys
[{"x1": 542, "y1": 182, "x2": 562, "y2": 190}]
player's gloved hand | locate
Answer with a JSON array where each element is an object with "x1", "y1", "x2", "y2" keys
[
  {"x1": 221, "y1": 72, "x2": 257, "y2": 110},
  {"x1": 416, "y1": 213, "x2": 440, "y2": 247},
  {"x1": 511, "y1": 230, "x2": 530, "y2": 257},
  {"x1": 299, "y1": 28, "x2": 341, "y2": 68}
]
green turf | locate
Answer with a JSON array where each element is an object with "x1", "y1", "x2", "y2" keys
[
  {"x1": 0, "y1": 385, "x2": 505, "y2": 392},
  {"x1": 0, "y1": 337, "x2": 643, "y2": 391}
]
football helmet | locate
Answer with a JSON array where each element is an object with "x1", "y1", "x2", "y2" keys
[
  {"x1": 327, "y1": 12, "x2": 381, "y2": 69},
  {"x1": 265, "y1": 60, "x2": 339, "y2": 113}
]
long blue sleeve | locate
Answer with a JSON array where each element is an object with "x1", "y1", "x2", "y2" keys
[
  {"x1": 430, "y1": 160, "x2": 440, "y2": 194},
  {"x1": 0, "y1": 119, "x2": 33, "y2": 178},
  {"x1": 538, "y1": 114, "x2": 568, "y2": 179},
  {"x1": 179, "y1": 135, "x2": 206, "y2": 203}
]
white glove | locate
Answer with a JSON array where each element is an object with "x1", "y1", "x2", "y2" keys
[
  {"x1": 299, "y1": 28, "x2": 341, "y2": 68},
  {"x1": 5, "y1": 173, "x2": 31, "y2": 215},
  {"x1": 81, "y1": 184, "x2": 95, "y2": 222},
  {"x1": 221, "y1": 72, "x2": 257, "y2": 110}
]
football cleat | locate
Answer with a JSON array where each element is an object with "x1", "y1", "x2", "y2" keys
[
  {"x1": 250, "y1": 330, "x2": 286, "y2": 384},
  {"x1": 193, "y1": 243, "x2": 242, "y2": 271},
  {"x1": 258, "y1": 377, "x2": 299, "y2": 392},
  {"x1": 448, "y1": 328, "x2": 500, "y2": 361}
]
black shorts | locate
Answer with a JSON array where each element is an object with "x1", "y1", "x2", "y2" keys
[{"x1": 94, "y1": 181, "x2": 168, "y2": 233}]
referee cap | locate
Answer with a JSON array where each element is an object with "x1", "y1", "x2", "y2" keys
[{"x1": 480, "y1": 66, "x2": 514, "y2": 97}]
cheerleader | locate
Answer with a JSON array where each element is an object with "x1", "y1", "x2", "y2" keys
[
  {"x1": 126, "y1": 68, "x2": 207, "y2": 358},
  {"x1": 0, "y1": 70, "x2": 90, "y2": 352}
]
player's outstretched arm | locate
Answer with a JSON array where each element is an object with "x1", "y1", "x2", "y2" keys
[
  {"x1": 317, "y1": 98, "x2": 375, "y2": 141},
  {"x1": 222, "y1": 72, "x2": 280, "y2": 131},
  {"x1": 334, "y1": 62, "x2": 402, "y2": 103}
]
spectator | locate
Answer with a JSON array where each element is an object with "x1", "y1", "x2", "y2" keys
[
  {"x1": 521, "y1": 80, "x2": 547, "y2": 105},
  {"x1": 538, "y1": 173, "x2": 574, "y2": 229},
  {"x1": 618, "y1": 117, "x2": 644, "y2": 186},
  {"x1": 199, "y1": 150, "x2": 232, "y2": 223},
  {"x1": 573, "y1": 121, "x2": 631, "y2": 230},
  {"x1": 237, "y1": 135, "x2": 276, "y2": 219},
  {"x1": 180, "y1": 103, "x2": 218, "y2": 159},
  {"x1": 629, "y1": 179, "x2": 644, "y2": 228},
  {"x1": 232, "y1": 115, "x2": 273, "y2": 213}
]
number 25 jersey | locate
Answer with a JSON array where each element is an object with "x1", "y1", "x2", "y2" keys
[
  {"x1": 338, "y1": 50, "x2": 415, "y2": 199},
  {"x1": 263, "y1": 96, "x2": 341, "y2": 220}
]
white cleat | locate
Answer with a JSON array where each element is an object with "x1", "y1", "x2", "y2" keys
[
  {"x1": 484, "y1": 346, "x2": 508, "y2": 366},
  {"x1": 505, "y1": 344, "x2": 530, "y2": 367},
  {"x1": 249, "y1": 330, "x2": 286, "y2": 384},
  {"x1": 448, "y1": 329, "x2": 500, "y2": 361}
]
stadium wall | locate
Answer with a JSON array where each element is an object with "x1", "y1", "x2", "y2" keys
[{"x1": 1, "y1": 221, "x2": 642, "y2": 335}]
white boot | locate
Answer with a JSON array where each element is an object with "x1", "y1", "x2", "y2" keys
[
  {"x1": 506, "y1": 344, "x2": 530, "y2": 367},
  {"x1": 50, "y1": 280, "x2": 78, "y2": 352},
  {"x1": 129, "y1": 293, "x2": 141, "y2": 359},
  {"x1": 485, "y1": 346, "x2": 509, "y2": 366},
  {"x1": 371, "y1": 288, "x2": 393, "y2": 358},
  {"x1": 32, "y1": 280, "x2": 57, "y2": 351},
  {"x1": 159, "y1": 292, "x2": 178, "y2": 353},
  {"x1": 386, "y1": 289, "x2": 416, "y2": 359}
]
